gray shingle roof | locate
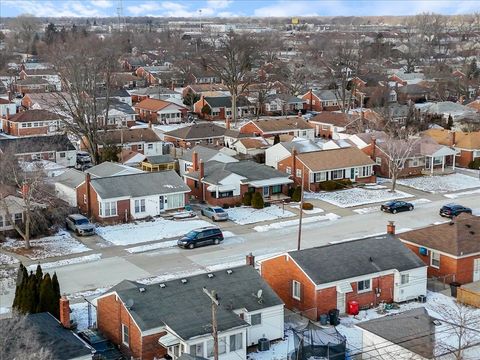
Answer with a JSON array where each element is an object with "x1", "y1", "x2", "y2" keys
[
  {"x1": 52, "y1": 168, "x2": 84, "y2": 189},
  {"x1": 106, "y1": 265, "x2": 283, "y2": 339},
  {"x1": 204, "y1": 96, "x2": 251, "y2": 108},
  {"x1": 0, "y1": 134, "x2": 76, "y2": 154},
  {"x1": 86, "y1": 162, "x2": 142, "y2": 178},
  {"x1": 0, "y1": 312, "x2": 92, "y2": 360},
  {"x1": 91, "y1": 170, "x2": 190, "y2": 199},
  {"x1": 145, "y1": 154, "x2": 175, "y2": 164},
  {"x1": 164, "y1": 123, "x2": 226, "y2": 140},
  {"x1": 289, "y1": 234, "x2": 426, "y2": 285}
]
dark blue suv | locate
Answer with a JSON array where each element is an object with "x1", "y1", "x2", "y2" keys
[
  {"x1": 439, "y1": 204, "x2": 472, "y2": 218},
  {"x1": 177, "y1": 227, "x2": 224, "y2": 249}
]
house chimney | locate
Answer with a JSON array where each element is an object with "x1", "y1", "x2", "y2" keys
[
  {"x1": 192, "y1": 151, "x2": 199, "y2": 171},
  {"x1": 226, "y1": 116, "x2": 231, "y2": 130},
  {"x1": 246, "y1": 252, "x2": 255, "y2": 266},
  {"x1": 291, "y1": 146, "x2": 297, "y2": 179},
  {"x1": 148, "y1": 121, "x2": 152, "y2": 129},
  {"x1": 59, "y1": 295, "x2": 71, "y2": 329},
  {"x1": 451, "y1": 131, "x2": 456, "y2": 146},
  {"x1": 387, "y1": 221, "x2": 396, "y2": 235},
  {"x1": 371, "y1": 137, "x2": 376, "y2": 161},
  {"x1": 85, "y1": 173, "x2": 91, "y2": 217}
]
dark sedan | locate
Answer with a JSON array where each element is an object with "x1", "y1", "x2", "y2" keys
[
  {"x1": 381, "y1": 200, "x2": 414, "y2": 214},
  {"x1": 439, "y1": 204, "x2": 472, "y2": 218}
]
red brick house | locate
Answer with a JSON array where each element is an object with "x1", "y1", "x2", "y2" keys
[
  {"x1": 301, "y1": 89, "x2": 354, "y2": 112},
  {"x1": 399, "y1": 214, "x2": 480, "y2": 284},
  {"x1": 277, "y1": 147, "x2": 376, "y2": 191},
  {"x1": 1, "y1": 109, "x2": 65, "y2": 136},
  {"x1": 193, "y1": 95, "x2": 254, "y2": 120},
  {"x1": 134, "y1": 98, "x2": 187, "y2": 124},
  {"x1": 424, "y1": 128, "x2": 480, "y2": 168},
  {"x1": 239, "y1": 117, "x2": 315, "y2": 140},
  {"x1": 260, "y1": 224, "x2": 427, "y2": 319},
  {"x1": 309, "y1": 112, "x2": 363, "y2": 138}
]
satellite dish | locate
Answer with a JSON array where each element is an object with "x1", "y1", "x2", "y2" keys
[
  {"x1": 126, "y1": 299, "x2": 134, "y2": 309},
  {"x1": 257, "y1": 289, "x2": 263, "y2": 299}
]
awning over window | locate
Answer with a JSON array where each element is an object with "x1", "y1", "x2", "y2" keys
[
  {"x1": 158, "y1": 332, "x2": 180, "y2": 347},
  {"x1": 336, "y1": 282, "x2": 353, "y2": 294}
]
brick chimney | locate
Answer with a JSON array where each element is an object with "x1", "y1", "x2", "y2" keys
[
  {"x1": 387, "y1": 221, "x2": 396, "y2": 235},
  {"x1": 291, "y1": 147, "x2": 297, "y2": 179},
  {"x1": 371, "y1": 137, "x2": 376, "y2": 161},
  {"x1": 246, "y1": 252, "x2": 255, "y2": 266},
  {"x1": 59, "y1": 295, "x2": 71, "y2": 328},
  {"x1": 85, "y1": 173, "x2": 91, "y2": 217},
  {"x1": 148, "y1": 121, "x2": 152, "y2": 129},
  {"x1": 226, "y1": 116, "x2": 231, "y2": 130},
  {"x1": 192, "y1": 151, "x2": 199, "y2": 171}
]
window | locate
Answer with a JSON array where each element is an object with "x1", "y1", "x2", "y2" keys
[
  {"x1": 0, "y1": 215, "x2": 3, "y2": 228},
  {"x1": 194, "y1": 180, "x2": 198, "y2": 189},
  {"x1": 410, "y1": 158, "x2": 419, "y2": 167},
  {"x1": 357, "y1": 279, "x2": 371, "y2": 293},
  {"x1": 292, "y1": 280, "x2": 301, "y2": 300},
  {"x1": 360, "y1": 166, "x2": 371, "y2": 177},
  {"x1": 296, "y1": 169, "x2": 302, "y2": 178},
  {"x1": 137, "y1": 144, "x2": 143, "y2": 151},
  {"x1": 401, "y1": 274, "x2": 410, "y2": 285},
  {"x1": 431, "y1": 251, "x2": 440, "y2": 268},
  {"x1": 148, "y1": 143, "x2": 153, "y2": 150},
  {"x1": 314, "y1": 172, "x2": 326, "y2": 182},
  {"x1": 83, "y1": 194, "x2": 87, "y2": 205},
  {"x1": 99, "y1": 201, "x2": 117, "y2": 217},
  {"x1": 59, "y1": 152, "x2": 66, "y2": 158},
  {"x1": 376, "y1": 157, "x2": 382, "y2": 165},
  {"x1": 332, "y1": 169, "x2": 344, "y2": 180},
  {"x1": 135, "y1": 199, "x2": 146, "y2": 213},
  {"x1": 433, "y1": 156, "x2": 443, "y2": 165},
  {"x1": 272, "y1": 185, "x2": 282, "y2": 194},
  {"x1": 250, "y1": 313, "x2": 262, "y2": 326},
  {"x1": 14, "y1": 213, "x2": 22, "y2": 224},
  {"x1": 286, "y1": 167, "x2": 291, "y2": 175},
  {"x1": 190, "y1": 343, "x2": 203, "y2": 357},
  {"x1": 230, "y1": 333, "x2": 243, "y2": 352},
  {"x1": 312, "y1": 100, "x2": 316, "y2": 105},
  {"x1": 121, "y1": 324, "x2": 129, "y2": 346},
  {"x1": 207, "y1": 338, "x2": 226, "y2": 357},
  {"x1": 212, "y1": 191, "x2": 233, "y2": 199},
  {"x1": 302, "y1": 131, "x2": 307, "y2": 137}
]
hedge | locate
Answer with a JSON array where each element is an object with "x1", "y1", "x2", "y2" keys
[{"x1": 317, "y1": 179, "x2": 352, "y2": 191}]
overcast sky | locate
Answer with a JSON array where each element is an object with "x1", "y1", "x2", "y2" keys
[{"x1": 0, "y1": 0, "x2": 477, "y2": 18}]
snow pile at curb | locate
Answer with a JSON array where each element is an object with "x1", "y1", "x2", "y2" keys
[{"x1": 254, "y1": 213, "x2": 340, "y2": 232}]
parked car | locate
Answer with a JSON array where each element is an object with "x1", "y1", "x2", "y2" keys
[
  {"x1": 201, "y1": 206, "x2": 229, "y2": 221},
  {"x1": 76, "y1": 151, "x2": 92, "y2": 164},
  {"x1": 177, "y1": 227, "x2": 224, "y2": 249},
  {"x1": 439, "y1": 204, "x2": 472, "y2": 218},
  {"x1": 66, "y1": 214, "x2": 95, "y2": 236},
  {"x1": 381, "y1": 200, "x2": 414, "y2": 214},
  {"x1": 78, "y1": 329, "x2": 124, "y2": 360}
]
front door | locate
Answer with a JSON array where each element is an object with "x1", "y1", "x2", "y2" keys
[
  {"x1": 336, "y1": 292, "x2": 346, "y2": 314},
  {"x1": 263, "y1": 186, "x2": 269, "y2": 197},
  {"x1": 159, "y1": 196, "x2": 164, "y2": 211},
  {"x1": 350, "y1": 168, "x2": 356, "y2": 181},
  {"x1": 474, "y1": 258, "x2": 480, "y2": 282}
]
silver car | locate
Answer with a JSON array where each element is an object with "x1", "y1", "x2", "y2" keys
[
  {"x1": 66, "y1": 214, "x2": 95, "y2": 236},
  {"x1": 201, "y1": 206, "x2": 229, "y2": 222}
]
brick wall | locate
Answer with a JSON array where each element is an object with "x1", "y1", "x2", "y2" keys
[
  {"x1": 239, "y1": 122, "x2": 263, "y2": 136},
  {"x1": 6, "y1": 123, "x2": 50, "y2": 136},
  {"x1": 301, "y1": 92, "x2": 323, "y2": 112},
  {"x1": 457, "y1": 150, "x2": 474, "y2": 168},
  {"x1": 345, "y1": 274, "x2": 395, "y2": 308}
]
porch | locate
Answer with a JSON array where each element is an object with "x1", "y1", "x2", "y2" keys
[{"x1": 421, "y1": 147, "x2": 456, "y2": 176}]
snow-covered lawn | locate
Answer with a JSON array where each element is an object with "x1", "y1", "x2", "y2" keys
[
  {"x1": 305, "y1": 188, "x2": 413, "y2": 208},
  {"x1": 444, "y1": 188, "x2": 480, "y2": 199},
  {"x1": 254, "y1": 213, "x2": 340, "y2": 232},
  {"x1": 225, "y1": 205, "x2": 295, "y2": 225},
  {"x1": 96, "y1": 218, "x2": 213, "y2": 246},
  {"x1": 398, "y1": 173, "x2": 480, "y2": 193},
  {"x1": 1, "y1": 231, "x2": 91, "y2": 260},
  {"x1": 0, "y1": 253, "x2": 19, "y2": 265},
  {"x1": 27, "y1": 254, "x2": 102, "y2": 270},
  {"x1": 289, "y1": 204, "x2": 325, "y2": 214}
]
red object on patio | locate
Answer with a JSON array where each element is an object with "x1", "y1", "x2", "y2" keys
[{"x1": 347, "y1": 300, "x2": 359, "y2": 315}]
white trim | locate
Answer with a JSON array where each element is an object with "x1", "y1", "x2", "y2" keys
[
  {"x1": 399, "y1": 238, "x2": 480, "y2": 259},
  {"x1": 292, "y1": 280, "x2": 301, "y2": 300}
]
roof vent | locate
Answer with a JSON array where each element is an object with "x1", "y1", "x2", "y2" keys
[
  {"x1": 470, "y1": 231, "x2": 475, "y2": 235},
  {"x1": 207, "y1": 273, "x2": 214, "y2": 278},
  {"x1": 466, "y1": 224, "x2": 471, "y2": 228},
  {"x1": 432, "y1": 319, "x2": 442, "y2": 326},
  {"x1": 449, "y1": 221, "x2": 455, "y2": 226},
  {"x1": 369, "y1": 257, "x2": 374, "y2": 262},
  {"x1": 226, "y1": 269, "x2": 233, "y2": 275},
  {"x1": 139, "y1": 287, "x2": 146, "y2": 293},
  {"x1": 181, "y1": 279, "x2": 188, "y2": 284},
  {"x1": 159, "y1": 283, "x2": 166, "y2": 288}
]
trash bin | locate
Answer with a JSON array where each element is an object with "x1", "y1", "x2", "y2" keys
[
  {"x1": 319, "y1": 314, "x2": 328, "y2": 325},
  {"x1": 450, "y1": 282, "x2": 461, "y2": 298},
  {"x1": 328, "y1": 309, "x2": 340, "y2": 326}
]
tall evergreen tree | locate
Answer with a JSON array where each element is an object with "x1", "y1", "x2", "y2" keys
[
  {"x1": 37, "y1": 274, "x2": 55, "y2": 315},
  {"x1": 51, "y1": 272, "x2": 61, "y2": 319},
  {"x1": 23, "y1": 273, "x2": 37, "y2": 314},
  {"x1": 12, "y1": 264, "x2": 27, "y2": 310},
  {"x1": 35, "y1": 264, "x2": 43, "y2": 282}
]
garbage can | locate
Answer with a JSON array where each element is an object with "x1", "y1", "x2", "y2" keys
[
  {"x1": 450, "y1": 282, "x2": 461, "y2": 298},
  {"x1": 319, "y1": 314, "x2": 328, "y2": 326},
  {"x1": 328, "y1": 309, "x2": 340, "y2": 326}
]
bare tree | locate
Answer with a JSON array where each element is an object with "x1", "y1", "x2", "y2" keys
[
  {"x1": 202, "y1": 31, "x2": 258, "y2": 125},
  {"x1": 0, "y1": 312, "x2": 54, "y2": 360},
  {"x1": 8, "y1": 15, "x2": 40, "y2": 53}
]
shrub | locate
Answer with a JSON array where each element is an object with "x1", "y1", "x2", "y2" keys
[
  {"x1": 468, "y1": 158, "x2": 480, "y2": 170},
  {"x1": 251, "y1": 192, "x2": 264, "y2": 209},
  {"x1": 302, "y1": 202, "x2": 314, "y2": 211},
  {"x1": 291, "y1": 186, "x2": 302, "y2": 202},
  {"x1": 287, "y1": 187, "x2": 295, "y2": 197},
  {"x1": 317, "y1": 179, "x2": 352, "y2": 191},
  {"x1": 222, "y1": 203, "x2": 230, "y2": 209},
  {"x1": 235, "y1": 202, "x2": 242, "y2": 207},
  {"x1": 242, "y1": 192, "x2": 252, "y2": 206}
]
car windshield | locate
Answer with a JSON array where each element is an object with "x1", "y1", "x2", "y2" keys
[
  {"x1": 185, "y1": 230, "x2": 199, "y2": 239},
  {"x1": 75, "y1": 218, "x2": 90, "y2": 225},
  {"x1": 214, "y1": 208, "x2": 225, "y2": 213},
  {"x1": 385, "y1": 201, "x2": 395, "y2": 206}
]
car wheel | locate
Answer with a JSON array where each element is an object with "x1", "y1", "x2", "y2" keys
[
  {"x1": 392, "y1": 209, "x2": 397, "y2": 214},
  {"x1": 188, "y1": 243, "x2": 195, "y2": 249},
  {"x1": 75, "y1": 229, "x2": 80, "y2": 235},
  {"x1": 214, "y1": 238, "x2": 220, "y2": 245},
  {"x1": 201, "y1": 210, "x2": 204, "y2": 216},
  {"x1": 409, "y1": 206, "x2": 413, "y2": 211},
  {"x1": 211, "y1": 216, "x2": 216, "y2": 222}
]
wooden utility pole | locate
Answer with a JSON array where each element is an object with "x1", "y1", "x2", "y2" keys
[
  {"x1": 203, "y1": 287, "x2": 219, "y2": 360},
  {"x1": 297, "y1": 169, "x2": 305, "y2": 251}
]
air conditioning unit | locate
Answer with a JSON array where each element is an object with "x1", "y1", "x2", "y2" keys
[{"x1": 419, "y1": 247, "x2": 428, "y2": 256}]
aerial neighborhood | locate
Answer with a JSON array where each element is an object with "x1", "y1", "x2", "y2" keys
[{"x1": 1, "y1": 3, "x2": 480, "y2": 360}]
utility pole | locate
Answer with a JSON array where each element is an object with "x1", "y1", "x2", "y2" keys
[
  {"x1": 203, "y1": 287, "x2": 219, "y2": 360},
  {"x1": 297, "y1": 169, "x2": 305, "y2": 251}
]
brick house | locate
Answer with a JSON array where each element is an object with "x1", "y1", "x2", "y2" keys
[
  {"x1": 399, "y1": 214, "x2": 480, "y2": 284},
  {"x1": 184, "y1": 155, "x2": 292, "y2": 206},
  {"x1": 193, "y1": 96, "x2": 254, "y2": 121},
  {"x1": 309, "y1": 112, "x2": 363, "y2": 138},
  {"x1": 77, "y1": 170, "x2": 190, "y2": 224},
  {"x1": 134, "y1": 98, "x2": 187, "y2": 124},
  {"x1": 301, "y1": 89, "x2": 353, "y2": 112},
  {"x1": 94, "y1": 264, "x2": 284, "y2": 360},
  {"x1": 163, "y1": 123, "x2": 227, "y2": 149},
  {"x1": 424, "y1": 128, "x2": 480, "y2": 168},
  {"x1": 260, "y1": 224, "x2": 427, "y2": 319},
  {"x1": 178, "y1": 145, "x2": 238, "y2": 177},
  {"x1": 239, "y1": 117, "x2": 315, "y2": 140},
  {"x1": 18, "y1": 68, "x2": 62, "y2": 91},
  {"x1": 1, "y1": 109, "x2": 65, "y2": 136},
  {"x1": 16, "y1": 77, "x2": 55, "y2": 95},
  {"x1": 277, "y1": 147, "x2": 376, "y2": 191},
  {"x1": 182, "y1": 84, "x2": 230, "y2": 99},
  {"x1": 358, "y1": 132, "x2": 457, "y2": 177}
]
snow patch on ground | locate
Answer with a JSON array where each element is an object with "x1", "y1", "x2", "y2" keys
[
  {"x1": 254, "y1": 213, "x2": 340, "y2": 232},
  {"x1": 96, "y1": 218, "x2": 213, "y2": 246},
  {"x1": 226, "y1": 205, "x2": 295, "y2": 225},
  {"x1": 353, "y1": 206, "x2": 379, "y2": 214},
  {"x1": 71, "y1": 302, "x2": 97, "y2": 331},
  {"x1": 398, "y1": 173, "x2": 480, "y2": 193},
  {"x1": 27, "y1": 254, "x2": 102, "y2": 270},
  {"x1": 305, "y1": 188, "x2": 413, "y2": 208},
  {"x1": 289, "y1": 204, "x2": 325, "y2": 214},
  {"x1": 1, "y1": 231, "x2": 91, "y2": 260},
  {"x1": 0, "y1": 307, "x2": 10, "y2": 314},
  {"x1": 0, "y1": 253, "x2": 19, "y2": 265},
  {"x1": 444, "y1": 188, "x2": 480, "y2": 199}
]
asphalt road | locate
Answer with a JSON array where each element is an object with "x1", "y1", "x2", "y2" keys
[{"x1": 5, "y1": 194, "x2": 477, "y2": 303}]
